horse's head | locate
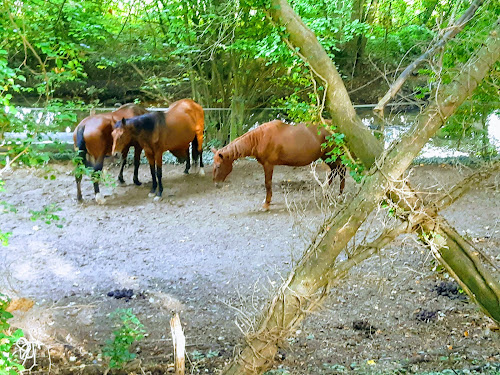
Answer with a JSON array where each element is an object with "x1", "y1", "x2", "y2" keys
[
  {"x1": 112, "y1": 118, "x2": 132, "y2": 157},
  {"x1": 212, "y1": 148, "x2": 233, "y2": 187}
]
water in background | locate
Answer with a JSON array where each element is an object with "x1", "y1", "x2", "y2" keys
[{"x1": 2, "y1": 106, "x2": 499, "y2": 163}]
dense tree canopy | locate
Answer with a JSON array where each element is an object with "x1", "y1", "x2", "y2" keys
[{"x1": 0, "y1": 0, "x2": 498, "y2": 149}]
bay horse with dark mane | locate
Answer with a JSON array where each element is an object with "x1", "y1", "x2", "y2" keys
[
  {"x1": 111, "y1": 99, "x2": 205, "y2": 200},
  {"x1": 212, "y1": 120, "x2": 346, "y2": 210},
  {"x1": 73, "y1": 103, "x2": 148, "y2": 204}
]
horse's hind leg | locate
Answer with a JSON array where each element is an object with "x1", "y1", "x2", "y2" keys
[
  {"x1": 118, "y1": 145, "x2": 130, "y2": 184},
  {"x1": 184, "y1": 148, "x2": 191, "y2": 174},
  {"x1": 338, "y1": 164, "x2": 346, "y2": 194},
  {"x1": 199, "y1": 148, "x2": 204, "y2": 170},
  {"x1": 196, "y1": 132, "x2": 205, "y2": 175},
  {"x1": 75, "y1": 158, "x2": 85, "y2": 201},
  {"x1": 154, "y1": 153, "x2": 163, "y2": 200},
  {"x1": 75, "y1": 148, "x2": 87, "y2": 201},
  {"x1": 133, "y1": 145, "x2": 143, "y2": 185},
  {"x1": 93, "y1": 157, "x2": 106, "y2": 204},
  {"x1": 326, "y1": 159, "x2": 346, "y2": 194},
  {"x1": 192, "y1": 146, "x2": 204, "y2": 175},
  {"x1": 191, "y1": 137, "x2": 199, "y2": 173},
  {"x1": 145, "y1": 151, "x2": 157, "y2": 197},
  {"x1": 76, "y1": 174, "x2": 83, "y2": 201}
]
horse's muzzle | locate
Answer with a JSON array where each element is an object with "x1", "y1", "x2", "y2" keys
[
  {"x1": 214, "y1": 181, "x2": 222, "y2": 189},
  {"x1": 112, "y1": 152, "x2": 120, "y2": 158}
]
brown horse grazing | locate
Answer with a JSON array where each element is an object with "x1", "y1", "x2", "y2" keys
[
  {"x1": 73, "y1": 103, "x2": 148, "y2": 204},
  {"x1": 212, "y1": 120, "x2": 346, "y2": 210},
  {"x1": 111, "y1": 99, "x2": 205, "y2": 200}
]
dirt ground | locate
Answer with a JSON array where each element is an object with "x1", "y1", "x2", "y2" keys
[{"x1": 0, "y1": 159, "x2": 499, "y2": 374}]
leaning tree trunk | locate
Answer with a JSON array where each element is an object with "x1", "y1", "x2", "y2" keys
[
  {"x1": 266, "y1": 0, "x2": 500, "y2": 323},
  {"x1": 222, "y1": 9, "x2": 500, "y2": 375}
]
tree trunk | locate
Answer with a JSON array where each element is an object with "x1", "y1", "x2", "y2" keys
[
  {"x1": 344, "y1": 0, "x2": 364, "y2": 72},
  {"x1": 419, "y1": 0, "x2": 439, "y2": 25},
  {"x1": 354, "y1": 0, "x2": 379, "y2": 74},
  {"x1": 267, "y1": 0, "x2": 500, "y2": 321},
  {"x1": 229, "y1": 54, "x2": 246, "y2": 140},
  {"x1": 222, "y1": 6, "x2": 500, "y2": 375}
]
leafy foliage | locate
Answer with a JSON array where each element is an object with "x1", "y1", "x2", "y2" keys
[
  {"x1": 0, "y1": 180, "x2": 12, "y2": 246},
  {"x1": 102, "y1": 309, "x2": 146, "y2": 369},
  {"x1": 29, "y1": 204, "x2": 64, "y2": 227},
  {"x1": 0, "y1": 294, "x2": 25, "y2": 374},
  {"x1": 71, "y1": 156, "x2": 117, "y2": 188},
  {"x1": 323, "y1": 130, "x2": 365, "y2": 182},
  {"x1": 0, "y1": 0, "x2": 498, "y2": 157}
]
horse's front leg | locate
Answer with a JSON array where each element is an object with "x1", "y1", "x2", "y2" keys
[
  {"x1": 262, "y1": 163, "x2": 274, "y2": 211},
  {"x1": 145, "y1": 150, "x2": 157, "y2": 197},
  {"x1": 118, "y1": 145, "x2": 130, "y2": 184},
  {"x1": 133, "y1": 145, "x2": 143, "y2": 186},
  {"x1": 92, "y1": 156, "x2": 106, "y2": 204},
  {"x1": 75, "y1": 150, "x2": 87, "y2": 201},
  {"x1": 154, "y1": 152, "x2": 163, "y2": 200}
]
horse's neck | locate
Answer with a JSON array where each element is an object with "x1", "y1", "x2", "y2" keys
[{"x1": 226, "y1": 133, "x2": 256, "y2": 160}]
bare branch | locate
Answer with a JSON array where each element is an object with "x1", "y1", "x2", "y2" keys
[{"x1": 374, "y1": 0, "x2": 485, "y2": 114}]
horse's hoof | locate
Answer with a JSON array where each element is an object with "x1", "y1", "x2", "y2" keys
[
  {"x1": 199, "y1": 168, "x2": 205, "y2": 176},
  {"x1": 148, "y1": 192, "x2": 156, "y2": 198},
  {"x1": 261, "y1": 203, "x2": 270, "y2": 211},
  {"x1": 153, "y1": 196, "x2": 162, "y2": 202},
  {"x1": 134, "y1": 180, "x2": 142, "y2": 186},
  {"x1": 95, "y1": 193, "x2": 106, "y2": 205},
  {"x1": 184, "y1": 170, "x2": 189, "y2": 175},
  {"x1": 118, "y1": 178, "x2": 125, "y2": 184}
]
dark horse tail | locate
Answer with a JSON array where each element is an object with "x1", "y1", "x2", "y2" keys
[
  {"x1": 75, "y1": 125, "x2": 87, "y2": 161},
  {"x1": 191, "y1": 134, "x2": 203, "y2": 167},
  {"x1": 192, "y1": 134, "x2": 198, "y2": 157}
]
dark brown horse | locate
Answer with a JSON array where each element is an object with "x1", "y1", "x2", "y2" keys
[
  {"x1": 212, "y1": 120, "x2": 346, "y2": 210},
  {"x1": 73, "y1": 103, "x2": 148, "y2": 204},
  {"x1": 111, "y1": 99, "x2": 205, "y2": 200}
]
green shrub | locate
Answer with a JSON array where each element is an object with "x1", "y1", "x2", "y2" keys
[
  {"x1": 102, "y1": 309, "x2": 146, "y2": 369},
  {"x1": 0, "y1": 294, "x2": 25, "y2": 374}
]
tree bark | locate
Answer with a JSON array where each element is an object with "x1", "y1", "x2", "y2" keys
[
  {"x1": 267, "y1": 0, "x2": 500, "y2": 322},
  {"x1": 267, "y1": 0, "x2": 383, "y2": 167},
  {"x1": 221, "y1": 8, "x2": 500, "y2": 375},
  {"x1": 373, "y1": 0, "x2": 485, "y2": 114},
  {"x1": 353, "y1": 0, "x2": 379, "y2": 74}
]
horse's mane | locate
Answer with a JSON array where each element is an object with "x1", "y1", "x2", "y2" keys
[
  {"x1": 118, "y1": 111, "x2": 165, "y2": 132},
  {"x1": 220, "y1": 121, "x2": 277, "y2": 152},
  {"x1": 219, "y1": 121, "x2": 281, "y2": 159}
]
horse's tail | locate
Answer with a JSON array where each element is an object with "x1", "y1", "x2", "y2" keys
[
  {"x1": 192, "y1": 134, "x2": 199, "y2": 153},
  {"x1": 75, "y1": 125, "x2": 87, "y2": 161},
  {"x1": 191, "y1": 130, "x2": 204, "y2": 169},
  {"x1": 195, "y1": 107, "x2": 205, "y2": 153},
  {"x1": 191, "y1": 134, "x2": 199, "y2": 160}
]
